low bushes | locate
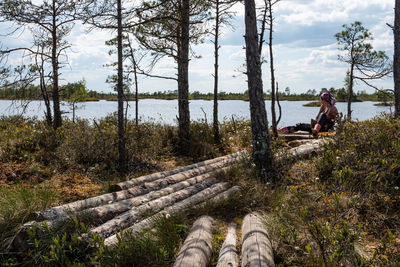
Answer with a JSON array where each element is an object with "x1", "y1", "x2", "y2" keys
[
  {"x1": 317, "y1": 115, "x2": 400, "y2": 193},
  {"x1": 0, "y1": 115, "x2": 252, "y2": 181}
]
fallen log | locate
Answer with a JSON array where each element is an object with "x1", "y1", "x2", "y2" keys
[
  {"x1": 173, "y1": 216, "x2": 214, "y2": 267},
  {"x1": 104, "y1": 186, "x2": 240, "y2": 246},
  {"x1": 216, "y1": 222, "x2": 239, "y2": 267},
  {"x1": 241, "y1": 213, "x2": 274, "y2": 267},
  {"x1": 276, "y1": 139, "x2": 327, "y2": 161},
  {"x1": 35, "y1": 165, "x2": 230, "y2": 221},
  {"x1": 112, "y1": 151, "x2": 244, "y2": 191},
  {"x1": 44, "y1": 176, "x2": 219, "y2": 232},
  {"x1": 287, "y1": 139, "x2": 327, "y2": 158},
  {"x1": 88, "y1": 181, "x2": 228, "y2": 238},
  {"x1": 82, "y1": 177, "x2": 218, "y2": 224},
  {"x1": 278, "y1": 133, "x2": 313, "y2": 141}
]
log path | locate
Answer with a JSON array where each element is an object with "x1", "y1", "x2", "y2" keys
[
  {"x1": 174, "y1": 212, "x2": 274, "y2": 267},
  {"x1": 11, "y1": 137, "x2": 328, "y2": 266}
]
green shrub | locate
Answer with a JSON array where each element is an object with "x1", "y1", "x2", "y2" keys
[{"x1": 317, "y1": 115, "x2": 400, "y2": 193}]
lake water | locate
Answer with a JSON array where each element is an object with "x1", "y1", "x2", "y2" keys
[{"x1": 0, "y1": 99, "x2": 392, "y2": 127}]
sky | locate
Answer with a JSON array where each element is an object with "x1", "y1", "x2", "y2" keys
[{"x1": 0, "y1": 0, "x2": 396, "y2": 95}]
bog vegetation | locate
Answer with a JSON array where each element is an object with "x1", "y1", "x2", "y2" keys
[
  {"x1": 0, "y1": 114, "x2": 399, "y2": 265},
  {"x1": 0, "y1": 0, "x2": 399, "y2": 265}
]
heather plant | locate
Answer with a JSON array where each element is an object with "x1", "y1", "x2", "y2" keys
[{"x1": 317, "y1": 115, "x2": 400, "y2": 193}]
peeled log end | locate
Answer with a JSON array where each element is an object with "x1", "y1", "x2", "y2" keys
[
  {"x1": 216, "y1": 222, "x2": 239, "y2": 267},
  {"x1": 173, "y1": 216, "x2": 214, "y2": 267},
  {"x1": 241, "y1": 212, "x2": 274, "y2": 267}
]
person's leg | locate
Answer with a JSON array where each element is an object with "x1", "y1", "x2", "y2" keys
[
  {"x1": 294, "y1": 123, "x2": 312, "y2": 133},
  {"x1": 313, "y1": 113, "x2": 328, "y2": 136}
]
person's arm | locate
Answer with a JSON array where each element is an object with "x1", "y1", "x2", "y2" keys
[
  {"x1": 327, "y1": 106, "x2": 338, "y2": 120},
  {"x1": 315, "y1": 105, "x2": 323, "y2": 120}
]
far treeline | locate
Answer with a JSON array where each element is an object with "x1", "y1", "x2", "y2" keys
[{"x1": 0, "y1": 80, "x2": 394, "y2": 103}]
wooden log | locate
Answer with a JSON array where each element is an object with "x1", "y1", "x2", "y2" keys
[
  {"x1": 275, "y1": 139, "x2": 326, "y2": 161},
  {"x1": 216, "y1": 222, "x2": 239, "y2": 267},
  {"x1": 104, "y1": 186, "x2": 240, "y2": 246},
  {"x1": 44, "y1": 176, "x2": 219, "y2": 232},
  {"x1": 278, "y1": 133, "x2": 313, "y2": 141},
  {"x1": 241, "y1": 213, "x2": 274, "y2": 267},
  {"x1": 82, "y1": 177, "x2": 218, "y2": 224},
  {"x1": 35, "y1": 165, "x2": 230, "y2": 221},
  {"x1": 173, "y1": 216, "x2": 214, "y2": 267},
  {"x1": 287, "y1": 139, "x2": 326, "y2": 159},
  {"x1": 287, "y1": 139, "x2": 316, "y2": 147},
  {"x1": 112, "y1": 151, "x2": 244, "y2": 191},
  {"x1": 87, "y1": 181, "x2": 228, "y2": 238}
]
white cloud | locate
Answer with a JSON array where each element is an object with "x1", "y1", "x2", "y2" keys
[{"x1": 0, "y1": 0, "x2": 395, "y2": 95}]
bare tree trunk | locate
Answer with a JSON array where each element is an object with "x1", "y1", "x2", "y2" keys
[
  {"x1": 244, "y1": 0, "x2": 274, "y2": 182},
  {"x1": 117, "y1": 0, "x2": 127, "y2": 172},
  {"x1": 394, "y1": 0, "x2": 400, "y2": 118},
  {"x1": 51, "y1": 1, "x2": 62, "y2": 129},
  {"x1": 348, "y1": 63, "x2": 354, "y2": 121},
  {"x1": 72, "y1": 102, "x2": 76, "y2": 123},
  {"x1": 276, "y1": 81, "x2": 282, "y2": 125},
  {"x1": 133, "y1": 58, "x2": 139, "y2": 126},
  {"x1": 178, "y1": 0, "x2": 191, "y2": 152},
  {"x1": 213, "y1": 1, "x2": 220, "y2": 143},
  {"x1": 39, "y1": 59, "x2": 52, "y2": 126},
  {"x1": 268, "y1": 1, "x2": 277, "y2": 137}
]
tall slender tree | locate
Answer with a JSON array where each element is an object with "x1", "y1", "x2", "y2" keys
[
  {"x1": 178, "y1": 0, "x2": 191, "y2": 148},
  {"x1": 81, "y1": 0, "x2": 131, "y2": 171},
  {"x1": 0, "y1": 0, "x2": 80, "y2": 129},
  {"x1": 210, "y1": 0, "x2": 236, "y2": 143},
  {"x1": 258, "y1": 0, "x2": 280, "y2": 137},
  {"x1": 394, "y1": 0, "x2": 400, "y2": 118},
  {"x1": 134, "y1": 0, "x2": 211, "y2": 153},
  {"x1": 266, "y1": 0, "x2": 278, "y2": 137},
  {"x1": 116, "y1": 0, "x2": 127, "y2": 172},
  {"x1": 244, "y1": 0, "x2": 274, "y2": 182}
]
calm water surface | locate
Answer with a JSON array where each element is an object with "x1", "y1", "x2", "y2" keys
[{"x1": 0, "y1": 99, "x2": 392, "y2": 126}]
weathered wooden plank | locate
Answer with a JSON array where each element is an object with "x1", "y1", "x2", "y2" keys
[
  {"x1": 35, "y1": 164, "x2": 230, "y2": 221},
  {"x1": 113, "y1": 151, "x2": 244, "y2": 191},
  {"x1": 87, "y1": 181, "x2": 228, "y2": 238},
  {"x1": 104, "y1": 186, "x2": 240, "y2": 246},
  {"x1": 241, "y1": 213, "x2": 274, "y2": 267},
  {"x1": 217, "y1": 222, "x2": 239, "y2": 267},
  {"x1": 173, "y1": 216, "x2": 214, "y2": 267}
]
